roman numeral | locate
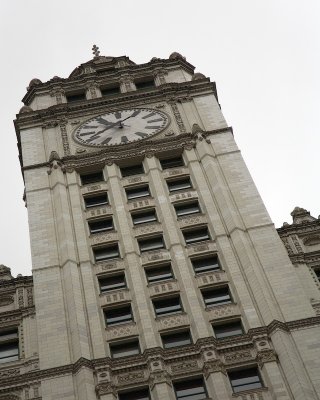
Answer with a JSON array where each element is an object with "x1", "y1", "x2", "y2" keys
[
  {"x1": 142, "y1": 112, "x2": 156, "y2": 119},
  {"x1": 101, "y1": 137, "x2": 112, "y2": 145},
  {"x1": 130, "y1": 110, "x2": 141, "y2": 117},
  {"x1": 147, "y1": 118, "x2": 163, "y2": 123},
  {"x1": 82, "y1": 125, "x2": 98, "y2": 129},
  {"x1": 145, "y1": 126, "x2": 161, "y2": 129},
  {"x1": 134, "y1": 132, "x2": 149, "y2": 138},
  {"x1": 79, "y1": 131, "x2": 96, "y2": 137},
  {"x1": 115, "y1": 111, "x2": 121, "y2": 119},
  {"x1": 86, "y1": 135, "x2": 101, "y2": 143},
  {"x1": 121, "y1": 136, "x2": 129, "y2": 143}
]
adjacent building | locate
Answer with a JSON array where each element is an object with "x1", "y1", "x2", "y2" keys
[{"x1": 1, "y1": 50, "x2": 319, "y2": 400}]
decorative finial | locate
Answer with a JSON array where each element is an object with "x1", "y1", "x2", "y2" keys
[{"x1": 92, "y1": 44, "x2": 100, "y2": 58}]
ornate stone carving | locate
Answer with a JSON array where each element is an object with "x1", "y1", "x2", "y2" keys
[
  {"x1": 203, "y1": 359, "x2": 226, "y2": 377},
  {"x1": 257, "y1": 349, "x2": 278, "y2": 366},
  {"x1": 95, "y1": 259, "x2": 125, "y2": 274},
  {"x1": 134, "y1": 222, "x2": 162, "y2": 236},
  {"x1": 85, "y1": 81, "x2": 98, "y2": 99},
  {"x1": 178, "y1": 214, "x2": 207, "y2": 228},
  {"x1": 59, "y1": 120, "x2": 71, "y2": 156},
  {"x1": 224, "y1": 350, "x2": 253, "y2": 364},
  {"x1": 304, "y1": 235, "x2": 320, "y2": 246},
  {"x1": 105, "y1": 322, "x2": 137, "y2": 341},
  {"x1": 170, "y1": 102, "x2": 187, "y2": 133},
  {"x1": 292, "y1": 235, "x2": 303, "y2": 253},
  {"x1": 129, "y1": 198, "x2": 154, "y2": 212},
  {"x1": 17, "y1": 288, "x2": 24, "y2": 308},
  {"x1": 206, "y1": 303, "x2": 240, "y2": 321},
  {"x1": 169, "y1": 190, "x2": 198, "y2": 203},
  {"x1": 149, "y1": 371, "x2": 172, "y2": 388},
  {"x1": 156, "y1": 313, "x2": 190, "y2": 331},
  {"x1": 171, "y1": 360, "x2": 199, "y2": 374},
  {"x1": 149, "y1": 280, "x2": 179, "y2": 297},
  {"x1": 96, "y1": 382, "x2": 116, "y2": 396},
  {"x1": 90, "y1": 231, "x2": 118, "y2": 246},
  {"x1": 50, "y1": 88, "x2": 66, "y2": 104},
  {"x1": 141, "y1": 249, "x2": 170, "y2": 265},
  {"x1": 119, "y1": 74, "x2": 135, "y2": 92},
  {"x1": 280, "y1": 237, "x2": 294, "y2": 256},
  {"x1": 291, "y1": 206, "x2": 317, "y2": 224},
  {"x1": 0, "y1": 296, "x2": 14, "y2": 307},
  {"x1": 86, "y1": 205, "x2": 113, "y2": 219},
  {"x1": 117, "y1": 370, "x2": 147, "y2": 385},
  {"x1": 100, "y1": 289, "x2": 130, "y2": 307},
  {"x1": 196, "y1": 271, "x2": 227, "y2": 287},
  {"x1": 0, "y1": 368, "x2": 20, "y2": 378}
]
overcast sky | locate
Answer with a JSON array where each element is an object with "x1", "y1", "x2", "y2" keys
[{"x1": 0, "y1": 0, "x2": 319, "y2": 277}]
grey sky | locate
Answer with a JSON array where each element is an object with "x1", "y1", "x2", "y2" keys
[{"x1": 0, "y1": 0, "x2": 319, "y2": 277}]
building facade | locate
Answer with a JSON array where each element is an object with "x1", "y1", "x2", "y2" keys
[{"x1": 1, "y1": 51, "x2": 319, "y2": 399}]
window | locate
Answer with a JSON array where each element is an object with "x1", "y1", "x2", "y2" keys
[
  {"x1": 104, "y1": 305, "x2": 133, "y2": 326},
  {"x1": 315, "y1": 269, "x2": 320, "y2": 281},
  {"x1": 0, "y1": 330, "x2": 19, "y2": 364},
  {"x1": 145, "y1": 264, "x2": 173, "y2": 284},
  {"x1": 213, "y1": 321, "x2": 244, "y2": 339},
  {"x1": 80, "y1": 171, "x2": 104, "y2": 185},
  {"x1": 110, "y1": 339, "x2": 140, "y2": 359},
  {"x1": 192, "y1": 256, "x2": 220, "y2": 274},
  {"x1": 120, "y1": 164, "x2": 144, "y2": 177},
  {"x1": 135, "y1": 80, "x2": 155, "y2": 90},
  {"x1": 173, "y1": 377, "x2": 207, "y2": 400},
  {"x1": 93, "y1": 244, "x2": 120, "y2": 262},
  {"x1": 132, "y1": 210, "x2": 157, "y2": 225},
  {"x1": 228, "y1": 367, "x2": 263, "y2": 393},
  {"x1": 119, "y1": 388, "x2": 150, "y2": 400},
  {"x1": 89, "y1": 218, "x2": 113, "y2": 234},
  {"x1": 66, "y1": 92, "x2": 86, "y2": 102},
  {"x1": 101, "y1": 86, "x2": 120, "y2": 96},
  {"x1": 84, "y1": 194, "x2": 108, "y2": 208},
  {"x1": 160, "y1": 156, "x2": 184, "y2": 170},
  {"x1": 138, "y1": 236, "x2": 165, "y2": 253},
  {"x1": 99, "y1": 273, "x2": 126, "y2": 293},
  {"x1": 161, "y1": 330, "x2": 192, "y2": 349},
  {"x1": 153, "y1": 296, "x2": 182, "y2": 317},
  {"x1": 126, "y1": 185, "x2": 150, "y2": 200},
  {"x1": 183, "y1": 227, "x2": 210, "y2": 245},
  {"x1": 175, "y1": 202, "x2": 200, "y2": 217},
  {"x1": 167, "y1": 177, "x2": 192, "y2": 192},
  {"x1": 202, "y1": 286, "x2": 232, "y2": 307}
]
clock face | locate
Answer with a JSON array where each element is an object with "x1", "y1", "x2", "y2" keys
[{"x1": 74, "y1": 108, "x2": 169, "y2": 146}]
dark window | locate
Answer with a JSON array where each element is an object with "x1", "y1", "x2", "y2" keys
[
  {"x1": 213, "y1": 321, "x2": 244, "y2": 339},
  {"x1": 228, "y1": 367, "x2": 263, "y2": 393},
  {"x1": 132, "y1": 210, "x2": 157, "y2": 225},
  {"x1": 153, "y1": 296, "x2": 182, "y2": 317},
  {"x1": 167, "y1": 177, "x2": 192, "y2": 192},
  {"x1": 135, "y1": 80, "x2": 155, "y2": 90},
  {"x1": 175, "y1": 202, "x2": 200, "y2": 217},
  {"x1": 66, "y1": 92, "x2": 86, "y2": 103},
  {"x1": 104, "y1": 305, "x2": 133, "y2": 326},
  {"x1": 120, "y1": 164, "x2": 144, "y2": 177},
  {"x1": 145, "y1": 264, "x2": 173, "y2": 284},
  {"x1": 110, "y1": 339, "x2": 140, "y2": 359},
  {"x1": 161, "y1": 330, "x2": 192, "y2": 349},
  {"x1": 99, "y1": 274, "x2": 126, "y2": 293},
  {"x1": 89, "y1": 218, "x2": 113, "y2": 234},
  {"x1": 93, "y1": 244, "x2": 119, "y2": 262},
  {"x1": 126, "y1": 185, "x2": 150, "y2": 200},
  {"x1": 84, "y1": 194, "x2": 108, "y2": 208},
  {"x1": 138, "y1": 236, "x2": 165, "y2": 253},
  {"x1": 192, "y1": 256, "x2": 220, "y2": 274},
  {"x1": 80, "y1": 171, "x2": 104, "y2": 185},
  {"x1": 202, "y1": 287, "x2": 232, "y2": 307},
  {"x1": 0, "y1": 330, "x2": 19, "y2": 364},
  {"x1": 183, "y1": 228, "x2": 210, "y2": 245},
  {"x1": 315, "y1": 269, "x2": 320, "y2": 281},
  {"x1": 119, "y1": 388, "x2": 150, "y2": 400},
  {"x1": 160, "y1": 156, "x2": 184, "y2": 170},
  {"x1": 101, "y1": 86, "x2": 120, "y2": 96},
  {"x1": 174, "y1": 377, "x2": 207, "y2": 400}
]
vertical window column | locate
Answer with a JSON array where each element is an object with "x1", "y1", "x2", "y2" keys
[
  {"x1": 105, "y1": 163, "x2": 157, "y2": 350},
  {"x1": 143, "y1": 155, "x2": 211, "y2": 339}
]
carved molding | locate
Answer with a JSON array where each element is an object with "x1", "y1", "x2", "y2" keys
[
  {"x1": 141, "y1": 249, "x2": 171, "y2": 265},
  {"x1": 156, "y1": 312, "x2": 190, "y2": 331},
  {"x1": 206, "y1": 303, "x2": 241, "y2": 321},
  {"x1": 134, "y1": 222, "x2": 162, "y2": 237},
  {"x1": 86, "y1": 205, "x2": 113, "y2": 219},
  {"x1": 224, "y1": 350, "x2": 254, "y2": 365},
  {"x1": 203, "y1": 359, "x2": 226, "y2": 377},
  {"x1": 100, "y1": 289, "x2": 130, "y2": 307},
  {"x1": 90, "y1": 231, "x2": 118, "y2": 246},
  {"x1": 196, "y1": 271, "x2": 227, "y2": 288},
  {"x1": 178, "y1": 214, "x2": 207, "y2": 229},
  {"x1": 148, "y1": 280, "x2": 179, "y2": 298},
  {"x1": 105, "y1": 322, "x2": 138, "y2": 341},
  {"x1": 128, "y1": 198, "x2": 155, "y2": 212},
  {"x1": 256, "y1": 349, "x2": 278, "y2": 367}
]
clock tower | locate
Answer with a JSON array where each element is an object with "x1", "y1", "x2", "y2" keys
[{"x1": 13, "y1": 49, "x2": 320, "y2": 400}]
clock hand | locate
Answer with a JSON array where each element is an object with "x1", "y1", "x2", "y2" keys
[{"x1": 119, "y1": 110, "x2": 141, "y2": 123}]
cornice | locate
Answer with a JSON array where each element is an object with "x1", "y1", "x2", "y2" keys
[
  {"x1": 277, "y1": 220, "x2": 320, "y2": 236},
  {"x1": 0, "y1": 276, "x2": 33, "y2": 289}
]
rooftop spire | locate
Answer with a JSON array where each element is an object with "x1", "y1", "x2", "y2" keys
[{"x1": 92, "y1": 44, "x2": 100, "y2": 58}]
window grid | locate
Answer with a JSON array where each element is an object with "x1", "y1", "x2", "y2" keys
[
  {"x1": 0, "y1": 330, "x2": 19, "y2": 364},
  {"x1": 167, "y1": 177, "x2": 192, "y2": 192},
  {"x1": 202, "y1": 287, "x2": 232, "y2": 307},
  {"x1": 93, "y1": 244, "x2": 120, "y2": 262},
  {"x1": 161, "y1": 330, "x2": 192, "y2": 349},
  {"x1": 192, "y1": 256, "x2": 220, "y2": 274},
  {"x1": 84, "y1": 194, "x2": 109, "y2": 208},
  {"x1": 104, "y1": 305, "x2": 133, "y2": 326},
  {"x1": 175, "y1": 202, "x2": 201, "y2": 217},
  {"x1": 89, "y1": 218, "x2": 113, "y2": 234},
  {"x1": 173, "y1": 377, "x2": 207, "y2": 400},
  {"x1": 99, "y1": 274, "x2": 126, "y2": 293},
  {"x1": 153, "y1": 296, "x2": 182, "y2": 317},
  {"x1": 126, "y1": 185, "x2": 150, "y2": 200},
  {"x1": 80, "y1": 171, "x2": 104, "y2": 185},
  {"x1": 183, "y1": 227, "x2": 210, "y2": 245},
  {"x1": 120, "y1": 164, "x2": 144, "y2": 177},
  {"x1": 213, "y1": 321, "x2": 244, "y2": 339},
  {"x1": 145, "y1": 264, "x2": 174, "y2": 284},
  {"x1": 160, "y1": 156, "x2": 184, "y2": 170},
  {"x1": 109, "y1": 339, "x2": 140, "y2": 359},
  {"x1": 138, "y1": 236, "x2": 165, "y2": 253},
  {"x1": 228, "y1": 367, "x2": 263, "y2": 393},
  {"x1": 132, "y1": 210, "x2": 157, "y2": 225}
]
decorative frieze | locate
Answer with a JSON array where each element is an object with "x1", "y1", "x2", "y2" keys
[
  {"x1": 163, "y1": 166, "x2": 189, "y2": 179},
  {"x1": 90, "y1": 230, "x2": 118, "y2": 246},
  {"x1": 186, "y1": 241, "x2": 217, "y2": 257},
  {"x1": 178, "y1": 214, "x2": 207, "y2": 229},
  {"x1": 85, "y1": 205, "x2": 113, "y2": 219},
  {"x1": 169, "y1": 189, "x2": 198, "y2": 204},
  {"x1": 141, "y1": 249, "x2": 171, "y2": 265},
  {"x1": 156, "y1": 312, "x2": 190, "y2": 331},
  {"x1": 81, "y1": 182, "x2": 108, "y2": 195},
  {"x1": 196, "y1": 271, "x2": 228, "y2": 288},
  {"x1": 206, "y1": 303, "x2": 241, "y2": 321},
  {"x1": 116, "y1": 369, "x2": 147, "y2": 386},
  {"x1": 223, "y1": 350, "x2": 254, "y2": 365},
  {"x1": 122, "y1": 175, "x2": 147, "y2": 186},
  {"x1": 170, "y1": 102, "x2": 187, "y2": 133},
  {"x1": 128, "y1": 198, "x2": 155, "y2": 212},
  {"x1": 170, "y1": 359, "x2": 199, "y2": 375},
  {"x1": 148, "y1": 280, "x2": 179, "y2": 297},
  {"x1": 105, "y1": 322, "x2": 138, "y2": 341},
  {"x1": 256, "y1": 349, "x2": 278, "y2": 366},
  {"x1": 133, "y1": 222, "x2": 162, "y2": 237},
  {"x1": 100, "y1": 289, "x2": 131, "y2": 307},
  {"x1": 95, "y1": 259, "x2": 125, "y2": 274}
]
